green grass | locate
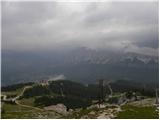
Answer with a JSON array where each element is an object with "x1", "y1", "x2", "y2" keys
[
  {"x1": 1, "y1": 102, "x2": 61, "y2": 119},
  {"x1": 18, "y1": 97, "x2": 35, "y2": 106},
  {"x1": 1, "y1": 103, "x2": 38, "y2": 119},
  {"x1": 116, "y1": 105, "x2": 159, "y2": 119}
]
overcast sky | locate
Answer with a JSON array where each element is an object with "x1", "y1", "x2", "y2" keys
[{"x1": 2, "y1": 1, "x2": 158, "y2": 56}]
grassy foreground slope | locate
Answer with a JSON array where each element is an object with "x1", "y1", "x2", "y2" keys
[{"x1": 116, "y1": 105, "x2": 158, "y2": 119}]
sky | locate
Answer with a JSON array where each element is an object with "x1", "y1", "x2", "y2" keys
[{"x1": 2, "y1": 1, "x2": 159, "y2": 56}]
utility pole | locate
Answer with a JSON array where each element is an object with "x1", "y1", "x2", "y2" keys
[
  {"x1": 98, "y1": 79, "x2": 104, "y2": 108},
  {"x1": 155, "y1": 88, "x2": 159, "y2": 105},
  {"x1": 60, "y1": 83, "x2": 64, "y2": 97}
]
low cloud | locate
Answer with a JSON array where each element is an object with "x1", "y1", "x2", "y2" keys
[
  {"x1": 2, "y1": 1, "x2": 158, "y2": 56},
  {"x1": 48, "y1": 74, "x2": 66, "y2": 81}
]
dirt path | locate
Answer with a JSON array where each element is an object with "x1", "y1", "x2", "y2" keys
[
  {"x1": 1, "y1": 95, "x2": 7, "y2": 100},
  {"x1": 15, "y1": 100, "x2": 43, "y2": 111},
  {"x1": 13, "y1": 85, "x2": 44, "y2": 111}
]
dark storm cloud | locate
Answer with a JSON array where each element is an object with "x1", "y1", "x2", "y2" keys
[{"x1": 2, "y1": 1, "x2": 158, "y2": 56}]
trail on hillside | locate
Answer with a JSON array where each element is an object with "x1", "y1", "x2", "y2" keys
[
  {"x1": 14, "y1": 85, "x2": 63, "y2": 116},
  {"x1": 13, "y1": 85, "x2": 44, "y2": 111},
  {"x1": 15, "y1": 100, "x2": 44, "y2": 111}
]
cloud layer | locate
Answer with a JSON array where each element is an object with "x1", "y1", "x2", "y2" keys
[{"x1": 2, "y1": 1, "x2": 158, "y2": 56}]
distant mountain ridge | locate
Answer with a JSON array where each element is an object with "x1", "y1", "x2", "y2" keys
[{"x1": 2, "y1": 48, "x2": 158, "y2": 86}]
